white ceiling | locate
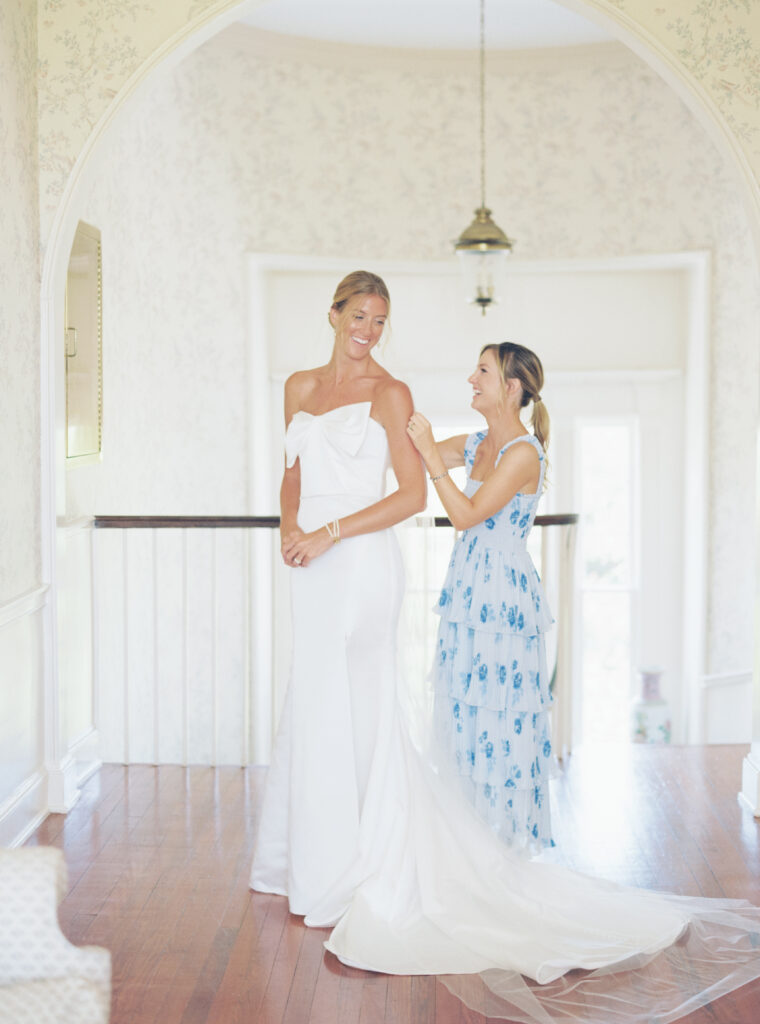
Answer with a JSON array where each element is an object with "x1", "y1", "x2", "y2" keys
[{"x1": 239, "y1": 0, "x2": 613, "y2": 50}]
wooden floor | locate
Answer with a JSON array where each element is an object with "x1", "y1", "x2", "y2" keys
[{"x1": 28, "y1": 744, "x2": 760, "y2": 1023}]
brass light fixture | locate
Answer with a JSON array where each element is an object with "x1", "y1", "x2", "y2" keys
[{"x1": 454, "y1": 0, "x2": 514, "y2": 315}]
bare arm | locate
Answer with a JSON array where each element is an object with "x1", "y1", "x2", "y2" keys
[
  {"x1": 436, "y1": 433, "x2": 467, "y2": 470},
  {"x1": 279, "y1": 373, "x2": 311, "y2": 566},
  {"x1": 407, "y1": 413, "x2": 539, "y2": 531},
  {"x1": 280, "y1": 463, "x2": 301, "y2": 537},
  {"x1": 282, "y1": 380, "x2": 426, "y2": 566},
  {"x1": 337, "y1": 380, "x2": 426, "y2": 538}
]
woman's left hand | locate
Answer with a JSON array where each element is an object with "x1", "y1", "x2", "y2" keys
[
  {"x1": 282, "y1": 526, "x2": 334, "y2": 568},
  {"x1": 406, "y1": 412, "x2": 436, "y2": 460}
]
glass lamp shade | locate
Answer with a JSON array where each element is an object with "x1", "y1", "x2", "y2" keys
[
  {"x1": 456, "y1": 246, "x2": 510, "y2": 314},
  {"x1": 454, "y1": 206, "x2": 513, "y2": 314}
]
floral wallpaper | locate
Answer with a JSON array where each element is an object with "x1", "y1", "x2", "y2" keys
[
  {"x1": 588, "y1": 0, "x2": 760, "y2": 159},
  {"x1": 0, "y1": 0, "x2": 40, "y2": 604},
  {"x1": 35, "y1": 1, "x2": 760, "y2": 254},
  {"x1": 37, "y1": 0, "x2": 251, "y2": 244},
  {"x1": 70, "y1": 27, "x2": 759, "y2": 678}
]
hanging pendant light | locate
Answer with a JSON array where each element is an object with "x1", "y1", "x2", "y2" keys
[{"x1": 454, "y1": 0, "x2": 513, "y2": 315}]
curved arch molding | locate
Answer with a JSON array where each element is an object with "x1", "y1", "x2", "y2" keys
[{"x1": 559, "y1": 0, "x2": 760, "y2": 247}]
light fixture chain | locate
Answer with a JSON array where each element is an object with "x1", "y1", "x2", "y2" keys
[
  {"x1": 453, "y1": 0, "x2": 512, "y2": 315},
  {"x1": 480, "y1": 0, "x2": 486, "y2": 209}
]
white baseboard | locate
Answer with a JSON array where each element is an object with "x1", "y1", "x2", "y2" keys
[
  {"x1": 68, "y1": 726, "x2": 102, "y2": 786},
  {"x1": 76, "y1": 758, "x2": 102, "y2": 787},
  {"x1": 740, "y1": 750, "x2": 760, "y2": 817},
  {"x1": 0, "y1": 733, "x2": 103, "y2": 846},
  {"x1": 43, "y1": 730, "x2": 102, "y2": 813},
  {"x1": 0, "y1": 771, "x2": 48, "y2": 848},
  {"x1": 46, "y1": 755, "x2": 81, "y2": 814}
]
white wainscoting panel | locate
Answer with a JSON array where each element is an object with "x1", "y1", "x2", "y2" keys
[
  {"x1": 0, "y1": 589, "x2": 47, "y2": 845},
  {"x1": 93, "y1": 520, "x2": 576, "y2": 767},
  {"x1": 155, "y1": 530, "x2": 185, "y2": 764},
  {"x1": 95, "y1": 527, "x2": 274, "y2": 766},
  {"x1": 56, "y1": 520, "x2": 98, "y2": 770},
  {"x1": 94, "y1": 528, "x2": 127, "y2": 763},
  {"x1": 214, "y1": 530, "x2": 248, "y2": 764},
  {"x1": 125, "y1": 529, "x2": 157, "y2": 764},
  {"x1": 185, "y1": 531, "x2": 214, "y2": 764}
]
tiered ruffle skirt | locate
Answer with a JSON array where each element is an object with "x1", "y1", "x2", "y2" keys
[{"x1": 433, "y1": 534, "x2": 555, "y2": 851}]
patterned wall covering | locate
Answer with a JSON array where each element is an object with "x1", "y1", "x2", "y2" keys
[
  {"x1": 69, "y1": 28, "x2": 759, "y2": 676},
  {"x1": 574, "y1": 0, "x2": 760, "y2": 206},
  {"x1": 0, "y1": 0, "x2": 40, "y2": 603},
  {"x1": 37, "y1": 0, "x2": 254, "y2": 245},
  {"x1": 36, "y1": 1, "x2": 760, "y2": 255}
]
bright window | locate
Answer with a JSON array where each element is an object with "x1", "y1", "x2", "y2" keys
[{"x1": 577, "y1": 419, "x2": 639, "y2": 745}]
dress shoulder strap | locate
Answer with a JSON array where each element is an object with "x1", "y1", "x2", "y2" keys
[
  {"x1": 464, "y1": 430, "x2": 487, "y2": 470},
  {"x1": 495, "y1": 433, "x2": 543, "y2": 459},
  {"x1": 494, "y1": 434, "x2": 546, "y2": 490}
]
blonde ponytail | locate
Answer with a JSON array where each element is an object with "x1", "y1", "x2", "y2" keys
[{"x1": 531, "y1": 395, "x2": 550, "y2": 451}]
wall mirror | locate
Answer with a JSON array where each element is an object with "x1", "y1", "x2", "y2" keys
[{"x1": 65, "y1": 221, "x2": 102, "y2": 459}]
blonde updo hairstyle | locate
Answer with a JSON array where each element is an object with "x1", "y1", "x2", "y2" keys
[
  {"x1": 330, "y1": 270, "x2": 391, "y2": 342},
  {"x1": 481, "y1": 341, "x2": 550, "y2": 451}
]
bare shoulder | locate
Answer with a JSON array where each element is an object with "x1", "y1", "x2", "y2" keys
[
  {"x1": 496, "y1": 436, "x2": 541, "y2": 474},
  {"x1": 283, "y1": 369, "x2": 322, "y2": 424},
  {"x1": 284, "y1": 369, "x2": 319, "y2": 404},
  {"x1": 372, "y1": 375, "x2": 414, "y2": 423}
]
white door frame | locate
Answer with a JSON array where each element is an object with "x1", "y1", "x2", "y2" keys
[{"x1": 248, "y1": 250, "x2": 711, "y2": 745}]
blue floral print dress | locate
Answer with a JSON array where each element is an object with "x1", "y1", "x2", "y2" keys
[{"x1": 433, "y1": 431, "x2": 555, "y2": 851}]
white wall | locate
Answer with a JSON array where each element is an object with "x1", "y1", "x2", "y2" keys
[
  {"x1": 0, "y1": 0, "x2": 48, "y2": 845},
  {"x1": 0, "y1": 0, "x2": 41, "y2": 602},
  {"x1": 0, "y1": 595, "x2": 45, "y2": 846}
]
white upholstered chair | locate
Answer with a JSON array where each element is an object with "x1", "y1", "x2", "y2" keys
[{"x1": 0, "y1": 846, "x2": 111, "y2": 1024}]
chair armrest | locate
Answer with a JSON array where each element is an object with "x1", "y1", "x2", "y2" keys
[{"x1": 0, "y1": 847, "x2": 111, "y2": 1002}]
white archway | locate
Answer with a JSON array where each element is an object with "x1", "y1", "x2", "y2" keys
[
  {"x1": 38, "y1": 0, "x2": 760, "y2": 807},
  {"x1": 557, "y1": 0, "x2": 760, "y2": 248}
]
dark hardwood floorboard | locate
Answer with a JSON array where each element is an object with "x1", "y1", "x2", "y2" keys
[{"x1": 26, "y1": 745, "x2": 760, "y2": 1023}]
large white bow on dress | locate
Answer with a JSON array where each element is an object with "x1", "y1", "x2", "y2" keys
[{"x1": 285, "y1": 401, "x2": 373, "y2": 468}]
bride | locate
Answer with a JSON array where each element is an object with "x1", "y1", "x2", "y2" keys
[
  {"x1": 249, "y1": 269, "x2": 426, "y2": 920},
  {"x1": 250, "y1": 270, "x2": 760, "y2": 1023}
]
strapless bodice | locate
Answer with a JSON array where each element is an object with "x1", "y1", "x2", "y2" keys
[{"x1": 285, "y1": 401, "x2": 390, "y2": 503}]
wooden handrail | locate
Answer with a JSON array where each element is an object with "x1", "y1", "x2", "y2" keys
[{"x1": 93, "y1": 514, "x2": 579, "y2": 529}]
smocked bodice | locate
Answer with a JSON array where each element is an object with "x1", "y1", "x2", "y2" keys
[
  {"x1": 461, "y1": 432, "x2": 545, "y2": 551},
  {"x1": 435, "y1": 431, "x2": 552, "y2": 637}
]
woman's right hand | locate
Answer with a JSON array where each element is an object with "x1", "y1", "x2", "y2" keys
[{"x1": 406, "y1": 412, "x2": 436, "y2": 461}]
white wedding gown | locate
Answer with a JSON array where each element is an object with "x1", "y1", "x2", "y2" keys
[{"x1": 250, "y1": 401, "x2": 760, "y2": 1023}]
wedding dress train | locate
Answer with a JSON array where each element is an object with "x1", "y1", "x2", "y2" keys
[{"x1": 250, "y1": 401, "x2": 760, "y2": 1023}]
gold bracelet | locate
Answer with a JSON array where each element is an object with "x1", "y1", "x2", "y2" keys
[
  {"x1": 325, "y1": 518, "x2": 341, "y2": 543},
  {"x1": 429, "y1": 472, "x2": 449, "y2": 484}
]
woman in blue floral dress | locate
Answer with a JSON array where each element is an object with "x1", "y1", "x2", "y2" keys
[{"x1": 407, "y1": 341, "x2": 554, "y2": 852}]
